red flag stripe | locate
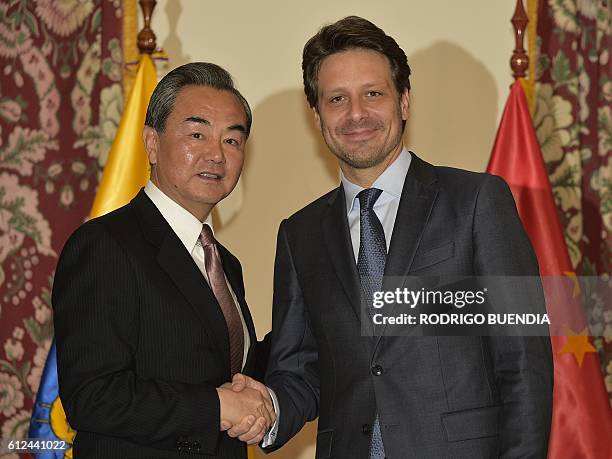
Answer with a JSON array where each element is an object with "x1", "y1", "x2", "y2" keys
[{"x1": 487, "y1": 81, "x2": 612, "y2": 458}]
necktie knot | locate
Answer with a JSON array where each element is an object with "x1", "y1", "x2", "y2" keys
[
  {"x1": 357, "y1": 188, "x2": 383, "y2": 212},
  {"x1": 199, "y1": 224, "x2": 215, "y2": 247}
]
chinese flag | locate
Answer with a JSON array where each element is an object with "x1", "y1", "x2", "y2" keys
[{"x1": 487, "y1": 81, "x2": 611, "y2": 458}]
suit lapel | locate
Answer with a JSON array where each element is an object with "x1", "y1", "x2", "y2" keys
[
  {"x1": 132, "y1": 190, "x2": 230, "y2": 366},
  {"x1": 378, "y1": 155, "x2": 439, "y2": 342},
  {"x1": 384, "y1": 155, "x2": 439, "y2": 279},
  {"x1": 321, "y1": 187, "x2": 367, "y2": 328},
  {"x1": 157, "y1": 236, "x2": 230, "y2": 358}
]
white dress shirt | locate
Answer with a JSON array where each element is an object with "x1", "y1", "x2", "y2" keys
[
  {"x1": 342, "y1": 148, "x2": 412, "y2": 260},
  {"x1": 144, "y1": 181, "x2": 250, "y2": 369}
]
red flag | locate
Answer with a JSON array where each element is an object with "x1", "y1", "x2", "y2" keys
[{"x1": 487, "y1": 81, "x2": 612, "y2": 458}]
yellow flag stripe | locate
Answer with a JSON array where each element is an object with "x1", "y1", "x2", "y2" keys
[{"x1": 89, "y1": 54, "x2": 157, "y2": 219}]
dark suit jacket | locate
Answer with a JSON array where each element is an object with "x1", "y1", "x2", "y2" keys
[
  {"x1": 53, "y1": 189, "x2": 262, "y2": 458},
  {"x1": 265, "y1": 155, "x2": 553, "y2": 458}
]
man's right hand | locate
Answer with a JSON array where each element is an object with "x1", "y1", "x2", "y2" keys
[
  {"x1": 216, "y1": 381, "x2": 274, "y2": 444},
  {"x1": 217, "y1": 374, "x2": 276, "y2": 444}
]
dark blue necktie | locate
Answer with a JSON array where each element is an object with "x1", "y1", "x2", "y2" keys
[{"x1": 356, "y1": 188, "x2": 386, "y2": 459}]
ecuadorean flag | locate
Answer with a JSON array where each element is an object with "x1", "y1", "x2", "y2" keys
[
  {"x1": 27, "y1": 341, "x2": 72, "y2": 458},
  {"x1": 28, "y1": 54, "x2": 157, "y2": 458}
]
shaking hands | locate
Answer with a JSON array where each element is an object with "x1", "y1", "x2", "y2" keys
[{"x1": 217, "y1": 374, "x2": 276, "y2": 445}]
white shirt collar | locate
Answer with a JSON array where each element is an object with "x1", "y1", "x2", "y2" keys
[
  {"x1": 341, "y1": 148, "x2": 412, "y2": 214},
  {"x1": 144, "y1": 181, "x2": 213, "y2": 253}
]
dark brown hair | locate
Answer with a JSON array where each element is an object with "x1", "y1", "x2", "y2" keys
[{"x1": 302, "y1": 16, "x2": 411, "y2": 109}]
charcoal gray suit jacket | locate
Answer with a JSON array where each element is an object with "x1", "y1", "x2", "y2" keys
[
  {"x1": 53, "y1": 190, "x2": 263, "y2": 458},
  {"x1": 265, "y1": 154, "x2": 553, "y2": 458}
]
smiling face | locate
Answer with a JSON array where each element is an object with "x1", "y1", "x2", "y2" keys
[
  {"x1": 143, "y1": 85, "x2": 248, "y2": 221},
  {"x1": 314, "y1": 48, "x2": 409, "y2": 186}
]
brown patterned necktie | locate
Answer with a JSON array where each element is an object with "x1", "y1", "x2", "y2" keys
[{"x1": 199, "y1": 224, "x2": 244, "y2": 377}]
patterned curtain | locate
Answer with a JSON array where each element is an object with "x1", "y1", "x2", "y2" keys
[
  {"x1": 533, "y1": 0, "x2": 611, "y2": 402},
  {"x1": 0, "y1": 0, "x2": 123, "y2": 445}
]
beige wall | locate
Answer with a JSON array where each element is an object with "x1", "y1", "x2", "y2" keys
[{"x1": 149, "y1": 2, "x2": 517, "y2": 457}]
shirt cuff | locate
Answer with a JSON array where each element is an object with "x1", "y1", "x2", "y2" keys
[{"x1": 261, "y1": 387, "x2": 279, "y2": 447}]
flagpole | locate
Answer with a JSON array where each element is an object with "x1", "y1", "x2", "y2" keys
[
  {"x1": 510, "y1": 0, "x2": 529, "y2": 80},
  {"x1": 137, "y1": 0, "x2": 157, "y2": 55}
]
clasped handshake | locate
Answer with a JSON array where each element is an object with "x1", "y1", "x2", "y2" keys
[{"x1": 216, "y1": 373, "x2": 275, "y2": 445}]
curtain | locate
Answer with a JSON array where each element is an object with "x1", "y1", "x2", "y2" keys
[
  {"x1": 533, "y1": 0, "x2": 611, "y2": 402},
  {"x1": 0, "y1": 0, "x2": 123, "y2": 445}
]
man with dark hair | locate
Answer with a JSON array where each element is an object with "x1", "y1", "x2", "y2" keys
[
  {"x1": 230, "y1": 16, "x2": 553, "y2": 458},
  {"x1": 53, "y1": 62, "x2": 274, "y2": 458}
]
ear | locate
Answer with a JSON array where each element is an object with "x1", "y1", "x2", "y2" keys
[
  {"x1": 313, "y1": 107, "x2": 322, "y2": 133},
  {"x1": 143, "y1": 126, "x2": 160, "y2": 165},
  {"x1": 400, "y1": 90, "x2": 410, "y2": 121}
]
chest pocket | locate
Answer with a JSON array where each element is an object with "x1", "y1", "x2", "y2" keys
[{"x1": 411, "y1": 241, "x2": 455, "y2": 272}]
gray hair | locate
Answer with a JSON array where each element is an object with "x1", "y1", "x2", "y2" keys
[{"x1": 144, "y1": 62, "x2": 252, "y2": 136}]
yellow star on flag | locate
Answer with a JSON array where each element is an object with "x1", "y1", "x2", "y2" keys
[{"x1": 558, "y1": 327, "x2": 597, "y2": 367}]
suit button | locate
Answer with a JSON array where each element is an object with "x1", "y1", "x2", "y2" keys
[
  {"x1": 371, "y1": 364, "x2": 384, "y2": 376},
  {"x1": 362, "y1": 424, "x2": 372, "y2": 435}
]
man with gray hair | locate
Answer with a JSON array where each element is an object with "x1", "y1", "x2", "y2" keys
[{"x1": 53, "y1": 62, "x2": 274, "y2": 458}]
